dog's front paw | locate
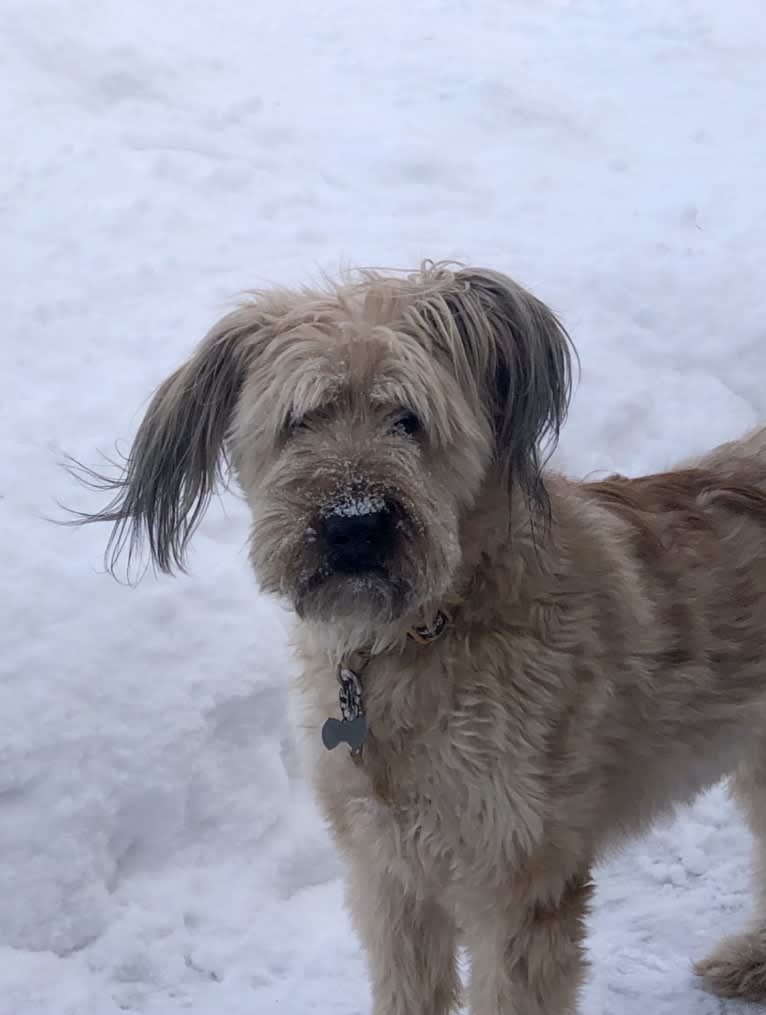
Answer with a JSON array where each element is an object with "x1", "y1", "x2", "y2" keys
[{"x1": 696, "y1": 930, "x2": 766, "y2": 1002}]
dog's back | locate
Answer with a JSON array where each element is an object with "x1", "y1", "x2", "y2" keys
[
  {"x1": 698, "y1": 423, "x2": 766, "y2": 482},
  {"x1": 570, "y1": 426, "x2": 766, "y2": 836}
]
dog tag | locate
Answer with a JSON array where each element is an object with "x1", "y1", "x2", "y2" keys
[{"x1": 321, "y1": 715, "x2": 368, "y2": 752}]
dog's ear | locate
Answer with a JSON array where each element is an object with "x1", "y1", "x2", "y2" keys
[
  {"x1": 433, "y1": 267, "x2": 574, "y2": 519},
  {"x1": 71, "y1": 307, "x2": 260, "y2": 576}
]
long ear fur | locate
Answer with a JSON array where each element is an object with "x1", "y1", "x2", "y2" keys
[
  {"x1": 70, "y1": 308, "x2": 259, "y2": 575},
  {"x1": 407, "y1": 264, "x2": 575, "y2": 521}
]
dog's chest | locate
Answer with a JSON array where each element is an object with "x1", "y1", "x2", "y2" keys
[
  {"x1": 340, "y1": 725, "x2": 539, "y2": 899},
  {"x1": 303, "y1": 648, "x2": 543, "y2": 887}
]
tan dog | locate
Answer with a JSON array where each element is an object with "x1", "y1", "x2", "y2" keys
[{"x1": 77, "y1": 263, "x2": 766, "y2": 1013}]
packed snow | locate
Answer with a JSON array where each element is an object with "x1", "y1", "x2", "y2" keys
[{"x1": 3, "y1": 0, "x2": 766, "y2": 1012}]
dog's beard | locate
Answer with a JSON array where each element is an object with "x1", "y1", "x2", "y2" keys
[{"x1": 294, "y1": 565, "x2": 413, "y2": 625}]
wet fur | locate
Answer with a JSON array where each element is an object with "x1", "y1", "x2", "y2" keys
[{"x1": 75, "y1": 262, "x2": 766, "y2": 1012}]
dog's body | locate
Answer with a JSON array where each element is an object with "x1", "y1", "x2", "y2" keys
[
  {"x1": 77, "y1": 263, "x2": 766, "y2": 1012},
  {"x1": 297, "y1": 437, "x2": 766, "y2": 1014}
]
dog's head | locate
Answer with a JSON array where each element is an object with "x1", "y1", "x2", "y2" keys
[{"x1": 81, "y1": 264, "x2": 573, "y2": 630}]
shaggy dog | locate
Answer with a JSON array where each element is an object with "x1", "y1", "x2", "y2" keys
[{"x1": 77, "y1": 263, "x2": 766, "y2": 1013}]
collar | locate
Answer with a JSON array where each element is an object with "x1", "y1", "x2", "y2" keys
[
  {"x1": 320, "y1": 608, "x2": 453, "y2": 758},
  {"x1": 407, "y1": 607, "x2": 453, "y2": 645}
]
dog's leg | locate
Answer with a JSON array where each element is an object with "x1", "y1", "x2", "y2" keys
[
  {"x1": 466, "y1": 875, "x2": 591, "y2": 1015},
  {"x1": 697, "y1": 751, "x2": 766, "y2": 1002},
  {"x1": 347, "y1": 863, "x2": 460, "y2": 1015}
]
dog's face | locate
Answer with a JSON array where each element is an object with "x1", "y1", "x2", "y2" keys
[
  {"x1": 81, "y1": 264, "x2": 573, "y2": 634},
  {"x1": 234, "y1": 318, "x2": 491, "y2": 625}
]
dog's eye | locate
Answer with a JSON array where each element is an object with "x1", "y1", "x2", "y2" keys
[
  {"x1": 286, "y1": 407, "x2": 333, "y2": 439},
  {"x1": 392, "y1": 412, "x2": 422, "y2": 438},
  {"x1": 285, "y1": 413, "x2": 310, "y2": 437}
]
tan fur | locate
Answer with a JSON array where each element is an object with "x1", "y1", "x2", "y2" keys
[{"x1": 75, "y1": 263, "x2": 766, "y2": 1012}]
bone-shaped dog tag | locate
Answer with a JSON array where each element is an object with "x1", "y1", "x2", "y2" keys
[{"x1": 321, "y1": 715, "x2": 368, "y2": 752}]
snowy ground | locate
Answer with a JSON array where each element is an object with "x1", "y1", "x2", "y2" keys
[{"x1": 3, "y1": 0, "x2": 766, "y2": 1012}]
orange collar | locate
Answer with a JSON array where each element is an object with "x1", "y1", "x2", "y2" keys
[{"x1": 407, "y1": 607, "x2": 453, "y2": 645}]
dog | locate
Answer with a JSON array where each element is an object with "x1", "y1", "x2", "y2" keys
[{"x1": 76, "y1": 262, "x2": 766, "y2": 1013}]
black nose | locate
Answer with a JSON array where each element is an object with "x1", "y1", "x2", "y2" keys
[{"x1": 323, "y1": 510, "x2": 392, "y2": 573}]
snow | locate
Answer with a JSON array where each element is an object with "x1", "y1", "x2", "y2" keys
[
  {"x1": 2, "y1": 0, "x2": 766, "y2": 1012},
  {"x1": 321, "y1": 492, "x2": 387, "y2": 518}
]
